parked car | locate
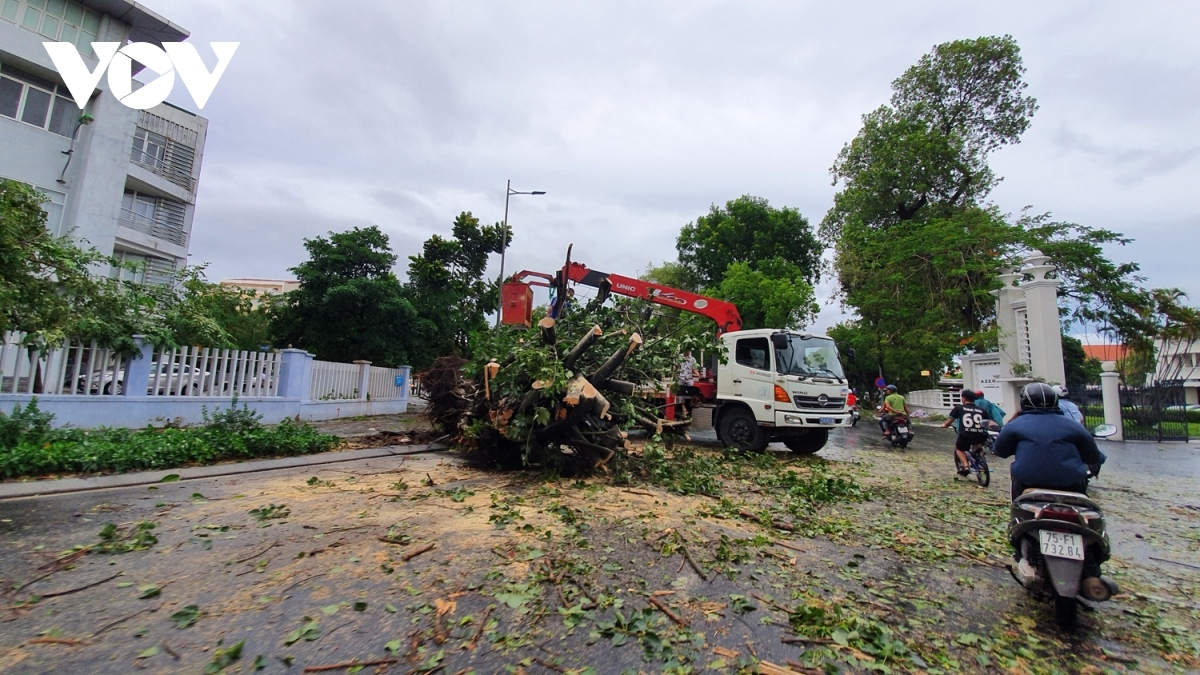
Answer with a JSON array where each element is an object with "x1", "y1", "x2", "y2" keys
[
  {"x1": 78, "y1": 362, "x2": 211, "y2": 395},
  {"x1": 1164, "y1": 404, "x2": 1200, "y2": 412}
]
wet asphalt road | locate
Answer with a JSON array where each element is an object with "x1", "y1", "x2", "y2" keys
[{"x1": 1, "y1": 422, "x2": 1197, "y2": 673}]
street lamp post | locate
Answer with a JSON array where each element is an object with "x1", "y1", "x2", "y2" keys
[{"x1": 495, "y1": 179, "x2": 545, "y2": 327}]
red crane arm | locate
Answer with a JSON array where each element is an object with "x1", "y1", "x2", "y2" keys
[{"x1": 559, "y1": 262, "x2": 742, "y2": 334}]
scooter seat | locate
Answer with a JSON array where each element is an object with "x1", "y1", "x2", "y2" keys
[{"x1": 1013, "y1": 488, "x2": 1100, "y2": 510}]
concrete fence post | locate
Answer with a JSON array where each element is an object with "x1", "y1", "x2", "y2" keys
[
  {"x1": 278, "y1": 349, "x2": 314, "y2": 401},
  {"x1": 354, "y1": 360, "x2": 371, "y2": 401},
  {"x1": 121, "y1": 335, "x2": 155, "y2": 397},
  {"x1": 1099, "y1": 360, "x2": 1122, "y2": 441},
  {"x1": 398, "y1": 366, "x2": 411, "y2": 402}
]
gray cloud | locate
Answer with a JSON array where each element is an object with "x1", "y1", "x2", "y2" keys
[{"x1": 146, "y1": 0, "x2": 1199, "y2": 320}]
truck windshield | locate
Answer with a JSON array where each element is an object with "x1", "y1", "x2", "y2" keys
[{"x1": 774, "y1": 335, "x2": 845, "y2": 379}]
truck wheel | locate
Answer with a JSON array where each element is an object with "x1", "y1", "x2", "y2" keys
[
  {"x1": 719, "y1": 408, "x2": 767, "y2": 452},
  {"x1": 783, "y1": 429, "x2": 829, "y2": 455}
]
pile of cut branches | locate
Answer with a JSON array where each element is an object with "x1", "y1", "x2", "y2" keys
[{"x1": 424, "y1": 298, "x2": 716, "y2": 475}]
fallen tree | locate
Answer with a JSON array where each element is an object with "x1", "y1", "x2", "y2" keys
[{"x1": 424, "y1": 298, "x2": 715, "y2": 474}]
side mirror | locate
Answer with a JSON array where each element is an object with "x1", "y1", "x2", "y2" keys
[
  {"x1": 846, "y1": 348, "x2": 856, "y2": 363},
  {"x1": 770, "y1": 333, "x2": 789, "y2": 350},
  {"x1": 1092, "y1": 424, "x2": 1118, "y2": 438}
]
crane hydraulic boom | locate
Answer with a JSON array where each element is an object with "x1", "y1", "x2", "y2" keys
[{"x1": 506, "y1": 260, "x2": 742, "y2": 334}]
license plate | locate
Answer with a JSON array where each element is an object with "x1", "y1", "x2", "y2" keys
[
  {"x1": 819, "y1": 416, "x2": 834, "y2": 425},
  {"x1": 1039, "y1": 530, "x2": 1085, "y2": 560},
  {"x1": 895, "y1": 426, "x2": 908, "y2": 434}
]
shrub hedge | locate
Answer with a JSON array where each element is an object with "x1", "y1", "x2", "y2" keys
[{"x1": 0, "y1": 399, "x2": 339, "y2": 479}]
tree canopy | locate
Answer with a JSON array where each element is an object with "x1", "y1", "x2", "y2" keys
[
  {"x1": 404, "y1": 212, "x2": 509, "y2": 369},
  {"x1": 637, "y1": 195, "x2": 823, "y2": 332},
  {"x1": 677, "y1": 195, "x2": 822, "y2": 291},
  {"x1": 271, "y1": 226, "x2": 417, "y2": 367},
  {"x1": 1, "y1": 179, "x2": 270, "y2": 354},
  {"x1": 711, "y1": 260, "x2": 818, "y2": 331},
  {"x1": 1, "y1": 179, "x2": 110, "y2": 347},
  {"x1": 820, "y1": 36, "x2": 1189, "y2": 389}
]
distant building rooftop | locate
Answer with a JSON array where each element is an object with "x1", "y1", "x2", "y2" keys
[
  {"x1": 220, "y1": 279, "x2": 299, "y2": 292},
  {"x1": 81, "y1": 0, "x2": 189, "y2": 44},
  {"x1": 1082, "y1": 344, "x2": 1128, "y2": 362}
]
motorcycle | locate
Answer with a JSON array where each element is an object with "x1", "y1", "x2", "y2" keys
[
  {"x1": 883, "y1": 414, "x2": 914, "y2": 449},
  {"x1": 1007, "y1": 423, "x2": 1120, "y2": 628}
]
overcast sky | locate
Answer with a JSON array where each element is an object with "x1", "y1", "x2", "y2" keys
[{"x1": 148, "y1": 0, "x2": 1200, "y2": 337}]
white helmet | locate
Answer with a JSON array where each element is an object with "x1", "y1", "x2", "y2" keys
[{"x1": 1051, "y1": 384, "x2": 1068, "y2": 398}]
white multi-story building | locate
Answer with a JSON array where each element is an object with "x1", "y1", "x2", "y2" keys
[
  {"x1": 0, "y1": 0, "x2": 205, "y2": 284},
  {"x1": 1154, "y1": 338, "x2": 1200, "y2": 405},
  {"x1": 219, "y1": 279, "x2": 300, "y2": 307}
]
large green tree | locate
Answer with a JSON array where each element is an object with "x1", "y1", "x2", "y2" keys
[
  {"x1": 640, "y1": 196, "x2": 824, "y2": 332},
  {"x1": 1, "y1": 179, "x2": 234, "y2": 353},
  {"x1": 710, "y1": 260, "x2": 818, "y2": 331},
  {"x1": 271, "y1": 226, "x2": 417, "y2": 366},
  {"x1": 405, "y1": 212, "x2": 509, "y2": 369},
  {"x1": 1, "y1": 179, "x2": 112, "y2": 347},
  {"x1": 165, "y1": 271, "x2": 272, "y2": 351},
  {"x1": 821, "y1": 36, "x2": 1177, "y2": 385},
  {"x1": 677, "y1": 195, "x2": 822, "y2": 291}
]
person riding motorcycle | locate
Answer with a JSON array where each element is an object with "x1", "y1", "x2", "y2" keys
[
  {"x1": 879, "y1": 384, "x2": 909, "y2": 437},
  {"x1": 993, "y1": 382, "x2": 1106, "y2": 500},
  {"x1": 940, "y1": 389, "x2": 990, "y2": 476},
  {"x1": 1052, "y1": 385, "x2": 1084, "y2": 425}
]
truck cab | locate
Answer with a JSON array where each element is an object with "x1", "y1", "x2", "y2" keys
[{"x1": 707, "y1": 329, "x2": 853, "y2": 454}]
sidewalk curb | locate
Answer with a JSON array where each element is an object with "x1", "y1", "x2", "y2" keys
[{"x1": 0, "y1": 444, "x2": 436, "y2": 501}]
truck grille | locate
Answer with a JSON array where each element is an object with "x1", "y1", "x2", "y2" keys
[{"x1": 793, "y1": 394, "x2": 844, "y2": 410}]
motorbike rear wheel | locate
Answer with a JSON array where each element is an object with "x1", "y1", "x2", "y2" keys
[{"x1": 1054, "y1": 595, "x2": 1078, "y2": 629}]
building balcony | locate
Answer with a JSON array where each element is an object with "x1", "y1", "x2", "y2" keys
[
  {"x1": 118, "y1": 208, "x2": 187, "y2": 247},
  {"x1": 129, "y1": 147, "x2": 196, "y2": 193}
]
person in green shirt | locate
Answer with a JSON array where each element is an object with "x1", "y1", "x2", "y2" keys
[{"x1": 879, "y1": 384, "x2": 910, "y2": 436}]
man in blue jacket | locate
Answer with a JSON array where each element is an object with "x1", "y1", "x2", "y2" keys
[
  {"x1": 993, "y1": 382, "x2": 1106, "y2": 501},
  {"x1": 973, "y1": 390, "x2": 1005, "y2": 430}
]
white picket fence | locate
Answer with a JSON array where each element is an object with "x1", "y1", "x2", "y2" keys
[
  {"x1": 907, "y1": 388, "x2": 961, "y2": 410},
  {"x1": 0, "y1": 331, "x2": 280, "y2": 397},
  {"x1": 310, "y1": 360, "x2": 361, "y2": 400},
  {"x1": 1, "y1": 332, "x2": 412, "y2": 429},
  {"x1": 310, "y1": 361, "x2": 408, "y2": 401},
  {"x1": 368, "y1": 366, "x2": 407, "y2": 401},
  {"x1": 146, "y1": 346, "x2": 281, "y2": 397},
  {"x1": 1, "y1": 333, "x2": 125, "y2": 396}
]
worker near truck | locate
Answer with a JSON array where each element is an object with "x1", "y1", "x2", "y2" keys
[{"x1": 677, "y1": 351, "x2": 699, "y2": 414}]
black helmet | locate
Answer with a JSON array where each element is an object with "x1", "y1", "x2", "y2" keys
[{"x1": 1020, "y1": 382, "x2": 1058, "y2": 410}]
